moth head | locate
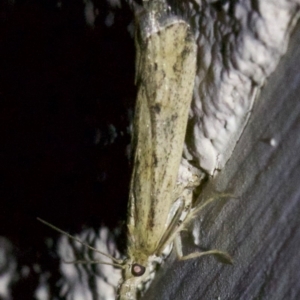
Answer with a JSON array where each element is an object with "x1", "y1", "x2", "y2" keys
[
  {"x1": 125, "y1": 249, "x2": 149, "y2": 277},
  {"x1": 122, "y1": 257, "x2": 147, "y2": 279},
  {"x1": 118, "y1": 260, "x2": 150, "y2": 300},
  {"x1": 131, "y1": 263, "x2": 146, "y2": 276}
]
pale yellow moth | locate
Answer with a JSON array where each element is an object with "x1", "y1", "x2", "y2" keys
[
  {"x1": 119, "y1": 2, "x2": 198, "y2": 298},
  {"x1": 38, "y1": 1, "x2": 231, "y2": 299}
]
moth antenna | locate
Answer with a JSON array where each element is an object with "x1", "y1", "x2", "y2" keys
[
  {"x1": 37, "y1": 217, "x2": 124, "y2": 266},
  {"x1": 63, "y1": 259, "x2": 125, "y2": 269}
]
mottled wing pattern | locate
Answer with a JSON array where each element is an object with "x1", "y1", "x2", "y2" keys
[{"x1": 128, "y1": 20, "x2": 196, "y2": 256}]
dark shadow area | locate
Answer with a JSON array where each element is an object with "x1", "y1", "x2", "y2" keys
[{"x1": 0, "y1": 0, "x2": 135, "y2": 298}]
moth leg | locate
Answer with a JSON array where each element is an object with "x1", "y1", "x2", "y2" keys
[
  {"x1": 183, "y1": 193, "x2": 235, "y2": 226},
  {"x1": 157, "y1": 193, "x2": 234, "y2": 261},
  {"x1": 174, "y1": 233, "x2": 232, "y2": 264},
  {"x1": 155, "y1": 199, "x2": 186, "y2": 255},
  {"x1": 174, "y1": 232, "x2": 184, "y2": 258},
  {"x1": 173, "y1": 193, "x2": 234, "y2": 264}
]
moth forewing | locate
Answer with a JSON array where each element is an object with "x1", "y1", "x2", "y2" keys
[
  {"x1": 130, "y1": 20, "x2": 197, "y2": 252},
  {"x1": 121, "y1": 9, "x2": 197, "y2": 300}
]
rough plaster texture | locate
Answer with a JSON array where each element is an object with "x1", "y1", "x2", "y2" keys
[{"x1": 185, "y1": 0, "x2": 300, "y2": 176}]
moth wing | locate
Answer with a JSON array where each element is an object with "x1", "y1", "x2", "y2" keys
[{"x1": 128, "y1": 20, "x2": 197, "y2": 255}]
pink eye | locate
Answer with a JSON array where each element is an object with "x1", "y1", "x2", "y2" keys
[{"x1": 131, "y1": 263, "x2": 146, "y2": 276}]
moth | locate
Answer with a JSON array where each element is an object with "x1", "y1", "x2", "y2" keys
[{"x1": 38, "y1": 1, "x2": 231, "y2": 299}]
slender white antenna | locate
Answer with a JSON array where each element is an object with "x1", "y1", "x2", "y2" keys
[
  {"x1": 63, "y1": 259, "x2": 124, "y2": 268},
  {"x1": 37, "y1": 218, "x2": 124, "y2": 268}
]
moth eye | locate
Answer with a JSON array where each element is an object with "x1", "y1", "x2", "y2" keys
[{"x1": 131, "y1": 263, "x2": 146, "y2": 277}]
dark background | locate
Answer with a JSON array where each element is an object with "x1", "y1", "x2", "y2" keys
[{"x1": 0, "y1": 0, "x2": 134, "y2": 297}]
